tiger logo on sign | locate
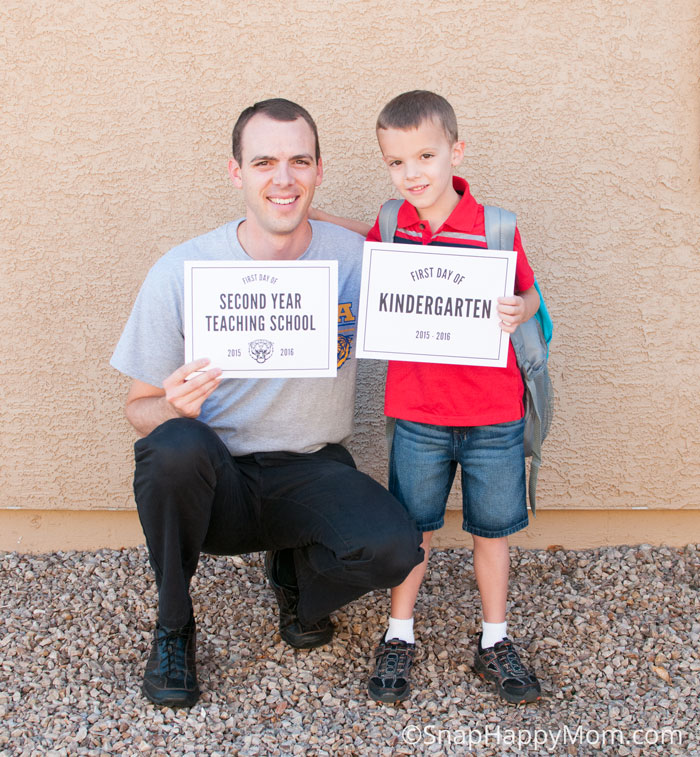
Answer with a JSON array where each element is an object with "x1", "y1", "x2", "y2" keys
[{"x1": 249, "y1": 339, "x2": 274, "y2": 364}]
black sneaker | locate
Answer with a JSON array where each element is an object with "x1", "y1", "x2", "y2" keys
[
  {"x1": 473, "y1": 634, "x2": 541, "y2": 704},
  {"x1": 367, "y1": 636, "x2": 416, "y2": 703},
  {"x1": 264, "y1": 550, "x2": 334, "y2": 649},
  {"x1": 142, "y1": 616, "x2": 200, "y2": 708}
]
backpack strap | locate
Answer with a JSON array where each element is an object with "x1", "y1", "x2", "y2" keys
[
  {"x1": 484, "y1": 204, "x2": 543, "y2": 514},
  {"x1": 378, "y1": 199, "x2": 403, "y2": 242},
  {"x1": 483, "y1": 205, "x2": 516, "y2": 252},
  {"x1": 510, "y1": 314, "x2": 548, "y2": 515},
  {"x1": 485, "y1": 205, "x2": 552, "y2": 352},
  {"x1": 378, "y1": 199, "x2": 403, "y2": 454},
  {"x1": 526, "y1": 379, "x2": 543, "y2": 516}
]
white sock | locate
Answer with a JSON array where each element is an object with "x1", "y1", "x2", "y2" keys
[
  {"x1": 481, "y1": 620, "x2": 507, "y2": 648},
  {"x1": 385, "y1": 616, "x2": 415, "y2": 644}
]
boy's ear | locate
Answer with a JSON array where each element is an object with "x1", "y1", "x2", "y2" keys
[
  {"x1": 451, "y1": 140, "x2": 466, "y2": 167},
  {"x1": 228, "y1": 158, "x2": 243, "y2": 188}
]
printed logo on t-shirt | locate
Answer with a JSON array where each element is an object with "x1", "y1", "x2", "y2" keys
[
  {"x1": 337, "y1": 302, "x2": 356, "y2": 369},
  {"x1": 338, "y1": 302, "x2": 355, "y2": 324}
]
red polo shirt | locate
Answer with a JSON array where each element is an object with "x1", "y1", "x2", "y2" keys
[{"x1": 366, "y1": 176, "x2": 535, "y2": 426}]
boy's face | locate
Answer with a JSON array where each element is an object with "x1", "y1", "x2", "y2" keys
[
  {"x1": 377, "y1": 119, "x2": 464, "y2": 223},
  {"x1": 228, "y1": 113, "x2": 323, "y2": 239}
]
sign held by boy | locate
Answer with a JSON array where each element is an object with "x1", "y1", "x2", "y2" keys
[{"x1": 356, "y1": 239, "x2": 516, "y2": 366}]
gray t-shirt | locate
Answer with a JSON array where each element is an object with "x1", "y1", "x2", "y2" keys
[{"x1": 111, "y1": 220, "x2": 364, "y2": 456}]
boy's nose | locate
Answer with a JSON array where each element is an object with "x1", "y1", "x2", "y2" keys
[{"x1": 404, "y1": 162, "x2": 420, "y2": 180}]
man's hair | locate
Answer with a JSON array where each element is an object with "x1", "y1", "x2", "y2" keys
[
  {"x1": 232, "y1": 98, "x2": 320, "y2": 164},
  {"x1": 376, "y1": 90, "x2": 458, "y2": 144}
]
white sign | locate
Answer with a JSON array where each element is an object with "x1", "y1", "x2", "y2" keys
[
  {"x1": 184, "y1": 260, "x2": 338, "y2": 377},
  {"x1": 356, "y1": 242, "x2": 516, "y2": 367}
]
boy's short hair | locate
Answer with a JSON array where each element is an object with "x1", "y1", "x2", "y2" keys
[
  {"x1": 232, "y1": 98, "x2": 320, "y2": 163},
  {"x1": 376, "y1": 90, "x2": 458, "y2": 144}
]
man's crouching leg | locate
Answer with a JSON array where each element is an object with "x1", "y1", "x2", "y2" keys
[
  {"x1": 133, "y1": 417, "x2": 236, "y2": 708},
  {"x1": 264, "y1": 549, "x2": 335, "y2": 650},
  {"x1": 290, "y1": 462, "x2": 425, "y2": 627}
]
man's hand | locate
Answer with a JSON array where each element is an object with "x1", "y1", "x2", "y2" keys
[
  {"x1": 497, "y1": 285, "x2": 540, "y2": 334},
  {"x1": 125, "y1": 358, "x2": 222, "y2": 437},
  {"x1": 163, "y1": 358, "x2": 222, "y2": 418}
]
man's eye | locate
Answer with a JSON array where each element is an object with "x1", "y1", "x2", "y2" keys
[{"x1": 254, "y1": 161, "x2": 269, "y2": 167}]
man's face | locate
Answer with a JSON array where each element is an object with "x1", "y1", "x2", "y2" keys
[
  {"x1": 229, "y1": 114, "x2": 323, "y2": 238},
  {"x1": 377, "y1": 118, "x2": 463, "y2": 222}
]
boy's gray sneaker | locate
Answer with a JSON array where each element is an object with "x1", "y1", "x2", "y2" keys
[
  {"x1": 473, "y1": 633, "x2": 541, "y2": 704},
  {"x1": 368, "y1": 636, "x2": 416, "y2": 703}
]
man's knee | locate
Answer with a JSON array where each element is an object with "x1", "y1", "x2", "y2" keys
[
  {"x1": 342, "y1": 520, "x2": 423, "y2": 589},
  {"x1": 134, "y1": 417, "x2": 221, "y2": 482}
]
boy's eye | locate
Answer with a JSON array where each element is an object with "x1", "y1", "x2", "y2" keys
[
  {"x1": 421, "y1": 153, "x2": 434, "y2": 160},
  {"x1": 388, "y1": 160, "x2": 402, "y2": 167}
]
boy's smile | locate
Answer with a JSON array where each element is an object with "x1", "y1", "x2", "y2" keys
[{"x1": 377, "y1": 119, "x2": 464, "y2": 232}]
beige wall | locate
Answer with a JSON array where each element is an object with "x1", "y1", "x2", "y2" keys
[
  {"x1": 2, "y1": 2, "x2": 699, "y2": 544},
  {"x1": 3, "y1": 509, "x2": 699, "y2": 553}
]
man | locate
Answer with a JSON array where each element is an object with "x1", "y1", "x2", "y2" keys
[{"x1": 111, "y1": 98, "x2": 423, "y2": 708}]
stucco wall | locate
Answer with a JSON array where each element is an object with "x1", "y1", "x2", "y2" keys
[{"x1": 2, "y1": 1, "x2": 699, "y2": 518}]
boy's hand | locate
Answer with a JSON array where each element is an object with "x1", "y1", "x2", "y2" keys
[
  {"x1": 497, "y1": 286, "x2": 540, "y2": 333},
  {"x1": 497, "y1": 295, "x2": 527, "y2": 334}
]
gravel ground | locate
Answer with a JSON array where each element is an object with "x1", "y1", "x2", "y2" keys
[{"x1": 1, "y1": 544, "x2": 698, "y2": 756}]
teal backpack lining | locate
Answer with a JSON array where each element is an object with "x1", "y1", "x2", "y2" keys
[{"x1": 377, "y1": 199, "x2": 553, "y2": 513}]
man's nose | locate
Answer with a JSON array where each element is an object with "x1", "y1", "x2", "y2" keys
[{"x1": 273, "y1": 162, "x2": 293, "y2": 186}]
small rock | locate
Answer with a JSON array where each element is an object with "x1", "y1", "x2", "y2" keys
[{"x1": 651, "y1": 665, "x2": 672, "y2": 684}]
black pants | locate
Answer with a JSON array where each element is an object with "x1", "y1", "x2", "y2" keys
[{"x1": 134, "y1": 418, "x2": 424, "y2": 628}]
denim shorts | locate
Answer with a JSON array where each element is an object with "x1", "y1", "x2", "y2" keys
[{"x1": 389, "y1": 417, "x2": 528, "y2": 538}]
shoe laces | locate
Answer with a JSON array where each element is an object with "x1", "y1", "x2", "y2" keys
[
  {"x1": 492, "y1": 639, "x2": 528, "y2": 678},
  {"x1": 158, "y1": 627, "x2": 190, "y2": 677},
  {"x1": 375, "y1": 639, "x2": 414, "y2": 679}
]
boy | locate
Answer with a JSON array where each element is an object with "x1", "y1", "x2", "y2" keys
[{"x1": 313, "y1": 90, "x2": 541, "y2": 704}]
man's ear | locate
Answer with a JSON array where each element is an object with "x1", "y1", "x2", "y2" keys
[
  {"x1": 314, "y1": 156, "x2": 324, "y2": 187},
  {"x1": 451, "y1": 140, "x2": 466, "y2": 168},
  {"x1": 228, "y1": 158, "x2": 243, "y2": 188}
]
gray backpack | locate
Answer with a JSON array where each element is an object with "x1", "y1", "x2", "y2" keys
[{"x1": 378, "y1": 200, "x2": 553, "y2": 513}]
